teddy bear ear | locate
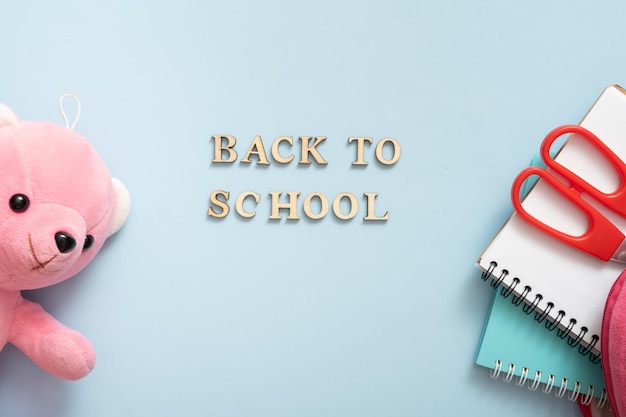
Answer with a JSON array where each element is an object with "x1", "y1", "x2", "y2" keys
[
  {"x1": 0, "y1": 104, "x2": 19, "y2": 127},
  {"x1": 108, "y1": 178, "x2": 131, "y2": 237}
]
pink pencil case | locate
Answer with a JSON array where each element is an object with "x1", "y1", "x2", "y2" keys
[{"x1": 580, "y1": 269, "x2": 626, "y2": 417}]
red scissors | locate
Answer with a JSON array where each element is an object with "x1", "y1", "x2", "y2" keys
[{"x1": 511, "y1": 124, "x2": 626, "y2": 263}]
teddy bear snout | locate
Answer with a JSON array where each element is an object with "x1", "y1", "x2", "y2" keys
[{"x1": 54, "y1": 232, "x2": 76, "y2": 253}]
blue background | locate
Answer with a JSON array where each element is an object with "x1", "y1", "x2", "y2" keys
[{"x1": 0, "y1": 1, "x2": 623, "y2": 416}]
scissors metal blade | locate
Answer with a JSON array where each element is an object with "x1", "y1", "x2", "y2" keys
[{"x1": 611, "y1": 239, "x2": 626, "y2": 263}]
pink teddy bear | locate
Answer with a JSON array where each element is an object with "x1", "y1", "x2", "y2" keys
[{"x1": 0, "y1": 101, "x2": 130, "y2": 380}]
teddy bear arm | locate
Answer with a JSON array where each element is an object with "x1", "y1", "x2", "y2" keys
[{"x1": 9, "y1": 298, "x2": 96, "y2": 380}]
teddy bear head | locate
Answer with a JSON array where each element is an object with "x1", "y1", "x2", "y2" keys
[{"x1": 0, "y1": 104, "x2": 130, "y2": 291}]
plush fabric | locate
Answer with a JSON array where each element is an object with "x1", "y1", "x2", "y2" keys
[
  {"x1": 578, "y1": 398, "x2": 615, "y2": 417},
  {"x1": 0, "y1": 103, "x2": 130, "y2": 380},
  {"x1": 576, "y1": 268, "x2": 626, "y2": 417},
  {"x1": 601, "y1": 269, "x2": 626, "y2": 417}
]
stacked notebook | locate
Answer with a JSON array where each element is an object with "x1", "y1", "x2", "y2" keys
[
  {"x1": 474, "y1": 85, "x2": 626, "y2": 407},
  {"x1": 476, "y1": 293, "x2": 606, "y2": 406}
]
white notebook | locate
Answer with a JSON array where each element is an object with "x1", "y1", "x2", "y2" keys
[{"x1": 477, "y1": 85, "x2": 626, "y2": 359}]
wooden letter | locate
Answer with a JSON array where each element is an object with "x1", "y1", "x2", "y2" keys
[
  {"x1": 303, "y1": 192, "x2": 329, "y2": 220},
  {"x1": 211, "y1": 135, "x2": 238, "y2": 163},
  {"x1": 375, "y1": 138, "x2": 401, "y2": 165},
  {"x1": 235, "y1": 191, "x2": 261, "y2": 218},
  {"x1": 299, "y1": 136, "x2": 328, "y2": 165},
  {"x1": 332, "y1": 192, "x2": 358, "y2": 220},
  {"x1": 269, "y1": 191, "x2": 301, "y2": 220},
  {"x1": 363, "y1": 192, "x2": 389, "y2": 221},
  {"x1": 241, "y1": 135, "x2": 270, "y2": 165},
  {"x1": 271, "y1": 136, "x2": 295, "y2": 164},
  {"x1": 208, "y1": 190, "x2": 230, "y2": 218},
  {"x1": 348, "y1": 137, "x2": 373, "y2": 165}
]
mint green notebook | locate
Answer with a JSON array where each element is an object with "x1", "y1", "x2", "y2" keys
[{"x1": 475, "y1": 293, "x2": 607, "y2": 407}]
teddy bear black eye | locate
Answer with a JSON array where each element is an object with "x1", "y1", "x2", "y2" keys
[
  {"x1": 83, "y1": 235, "x2": 94, "y2": 251},
  {"x1": 9, "y1": 194, "x2": 30, "y2": 213}
]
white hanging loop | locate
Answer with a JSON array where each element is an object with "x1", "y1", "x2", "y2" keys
[{"x1": 58, "y1": 93, "x2": 81, "y2": 131}]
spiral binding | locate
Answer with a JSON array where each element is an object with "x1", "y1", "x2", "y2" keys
[
  {"x1": 489, "y1": 359, "x2": 607, "y2": 408},
  {"x1": 481, "y1": 261, "x2": 601, "y2": 364}
]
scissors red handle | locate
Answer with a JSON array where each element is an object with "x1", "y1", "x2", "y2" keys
[
  {"x1": 512, "y1": 167, "x2": 624, "y2": 261},
  {"x1": 511, "y1": 125, "x2": 626, "y2": 262},
  {"x1": 541, "y1": 125, "x2": 626, "y2": 216}
]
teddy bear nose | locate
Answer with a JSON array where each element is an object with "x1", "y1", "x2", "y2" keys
[{"x1": 55, "y1": 232, "x2": 77, "y2": 253}]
